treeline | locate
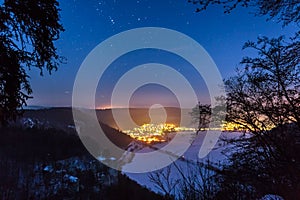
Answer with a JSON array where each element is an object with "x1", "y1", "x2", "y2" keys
[
  {"x1": 0, "y1": 126, "x2": 163, "y2": 200},
  {"x1": 0, "y1": 127, "x2": 87, "y2": 161}
]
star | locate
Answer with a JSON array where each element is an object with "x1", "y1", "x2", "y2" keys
[{"x1": 109, "y1": 16, "x2": 115, "y2": 25}]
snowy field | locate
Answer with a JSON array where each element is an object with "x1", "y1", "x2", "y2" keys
[{"x1": 122, "y1": 131, "x2": 244, "y2": 195}]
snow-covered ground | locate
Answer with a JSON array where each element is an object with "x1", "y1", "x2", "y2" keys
[{"x1": 122, "y1": 131, "x2": 243, "y2": 195}]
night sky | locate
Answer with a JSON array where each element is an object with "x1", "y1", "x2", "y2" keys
[{"x1": 27, "y1": 0, "x2": 298, "y2": 108}]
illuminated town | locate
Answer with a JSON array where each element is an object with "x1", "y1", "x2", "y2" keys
[
  {"x1": 123, "y1": 122, "x2": 249, "y2": 143},
  {"x1": 123, "y1": 123, "x2": 196, "y2": 143}
]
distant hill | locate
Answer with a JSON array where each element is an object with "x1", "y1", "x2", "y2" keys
[
  {"x1": 21, "y1": 107, "x2": 195, "y2": 150},
  {"x1": 23, "y1": 107, "x2": 195, "y2": 130},
  {"x1": 98, "y1": 107, "x2": 194, "y2": 130},
  {"x1": 22, "y1": 107, "x2": 133, "y2": 150},
  {"x1": 23, "y1": 107, "x2": 74, "y2": 130}
]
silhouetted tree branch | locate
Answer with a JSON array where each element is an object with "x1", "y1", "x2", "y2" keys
[
  {"x1": 0, "y1": 0, "x2": 64, "y2": 125},
  {"x1": 222, "y1": 35, "x2": 300, "y2": 199},
  {"x1": 226, "y1": 35, "x2": 300, "y2": 133},
  {"x1": 189, "y1": 0, "x2": 300, "y2": 26},
  {"x1": 190, "y1": 102, "x2": 211, "y2": 133}
]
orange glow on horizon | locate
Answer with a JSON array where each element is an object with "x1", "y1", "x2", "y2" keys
[{"x1": 96, "y1": 106, "x2": 112, "y2": 110}]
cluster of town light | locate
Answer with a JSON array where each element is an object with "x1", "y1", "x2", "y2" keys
[
  {"x1": 123, "y1": 122, "x2": 250, "y2": 144},
  {"x1": 221, "y1": 121, "x2": 274, "y2": 131},
  {"x1": 123, "y1": 123, "x2": 195, "y2": 144},
  {"x1": 221, "y1": 122, "x2": 246, "y2": 131}
]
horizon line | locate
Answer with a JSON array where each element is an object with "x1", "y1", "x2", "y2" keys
[{"x1": 24, "y1": 105, "x2": 195, "y2": 110}]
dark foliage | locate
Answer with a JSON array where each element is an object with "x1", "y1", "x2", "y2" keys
[
  {"x1": 189, "y1": 0, "x2": 300, "y2": 26},
  {"x1": 217, "y1": 35, "x2": 300, "y2": 199},
  {"x1": 190, "y1": 102, "x2": 212, "y2": 132},
  {"x1": 225, "y1": 35, "x2": 300, "y2": 147},
  {"x1": 0, "y1": 127, "x2": 87, "y2": 161},
  {"x1": 0, "y1": 127, "x2": 164, "y2": 199},
  {"x1": 0, "y1": 0, "x2": 64, "y2": 125},
  {"x1": 106, "y1": 174, "x2": 165, "y2": 200},
  {"x1": 215, "y1": 125, "x2": 300, "y2": 199}
]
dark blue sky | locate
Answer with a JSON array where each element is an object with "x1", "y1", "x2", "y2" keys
[{"x1": 27, "y1": 0, "x2": 297, "y2": 107}]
